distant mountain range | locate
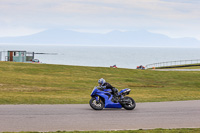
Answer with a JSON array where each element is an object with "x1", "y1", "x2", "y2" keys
[{"x1": 0, "y1": 29, "x2": 200, "y2": 47}]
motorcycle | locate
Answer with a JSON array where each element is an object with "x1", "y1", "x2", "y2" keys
[
  {"x1": 136, "y1": 65, "x2": 145, "y2": 70},
  {"x1": 89, "y1": 86, "x2": 136, "y2": 110}
]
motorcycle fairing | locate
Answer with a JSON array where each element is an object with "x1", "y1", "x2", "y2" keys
[
  {"x1": 91, "y1": 88, "x2": 122, "y2": 108},
  {"x1": 119, "y1": 88, "x2": 131, "y2": 95}
]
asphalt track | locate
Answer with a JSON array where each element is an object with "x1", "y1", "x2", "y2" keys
[
  {"x1": 154, "y1": 69, "x2": 200, "y2": 71},
  {"x1": 0, "y1": 100, "x2": 200, "y2": 132}
]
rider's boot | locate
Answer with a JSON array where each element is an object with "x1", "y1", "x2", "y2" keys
[{"x1": 112, "y1": 92, "x2": 119, "y2": 103}]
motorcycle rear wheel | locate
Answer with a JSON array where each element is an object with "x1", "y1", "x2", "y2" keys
[
  {"x1": 122, "y1": 97, "x2": 136, "y2": 110},
  {"x1": 89, "y1": 97, "x2": 104, "y2": 110}
]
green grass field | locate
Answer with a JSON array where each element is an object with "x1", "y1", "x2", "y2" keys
[
  {"x1": 171, "y1": 66, "x2": 200, "y2": 69},
  {"x1": 0, "y1": 61, "x2": 200, "y2": 104}
]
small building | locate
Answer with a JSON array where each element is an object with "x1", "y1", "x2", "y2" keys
[{"x1": 0, "y1": 50, "x2": 34, "y2": 62}]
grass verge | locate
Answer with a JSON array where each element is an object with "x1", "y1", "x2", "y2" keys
[
  {"x1": 154, "y1": 63, "x2": 200, "y2": 69},
  {"x1": 0, "y1": 61, "x2": 200, "y2": 104}
]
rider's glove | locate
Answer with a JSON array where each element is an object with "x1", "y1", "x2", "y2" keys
[{"x1": 97, "y1": 86, "x2": 104, "y2": 90}]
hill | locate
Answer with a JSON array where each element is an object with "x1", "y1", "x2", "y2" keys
[{"x1": 0, "y1": 29, "x2": 200, "y2": 47}]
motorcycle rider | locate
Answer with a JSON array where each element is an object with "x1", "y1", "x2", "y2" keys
[{"x1": 98, "y1": 78, "x2": 119, "y2": 102}]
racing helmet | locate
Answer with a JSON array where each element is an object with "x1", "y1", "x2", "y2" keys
[{"x1": 98, "y1": 78, "x2": 106, "y2": 85}]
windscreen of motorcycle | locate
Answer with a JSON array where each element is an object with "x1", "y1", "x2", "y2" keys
[{"x1": 91, "y1": 87, "x2": 98, "y2": 96}]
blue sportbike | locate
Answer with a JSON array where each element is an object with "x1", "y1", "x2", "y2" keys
[{"x1": 90, "y1": 86, "x2": 136, "y2": 110}]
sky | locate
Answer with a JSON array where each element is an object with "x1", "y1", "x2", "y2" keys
[{"x1": 0, "y1": 0, "x2": 200, "y2": 40}]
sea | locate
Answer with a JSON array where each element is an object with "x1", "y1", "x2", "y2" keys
[{"x1": 0, "y1": 44, "x2": 200, "y2": 69}]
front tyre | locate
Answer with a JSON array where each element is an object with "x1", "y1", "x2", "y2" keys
[
  {"x1": 122, "y1": 97, "x2": 136, "y2": 110},
  {"x1": 89, "y1": 97, "x2": 104, "y2": 110}
]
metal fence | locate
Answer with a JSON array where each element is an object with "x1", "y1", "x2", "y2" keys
[{"x1": 145, "y1": 59, "x2": 200, "y2": 69}]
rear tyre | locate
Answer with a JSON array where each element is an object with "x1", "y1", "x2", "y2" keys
[
  {"x1": 89, "y1": 97, "x2": 104, "y2": 110},
  {"x1": 122, "y1": 97, "x2": 136, "y2": 110}
]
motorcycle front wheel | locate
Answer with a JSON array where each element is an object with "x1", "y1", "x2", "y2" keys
[
  {"x1": 122, "y1": 97, "x2": 136, "y2": 110},
  {"x1": 89, "y1": 97, "x2": 104, "y2": 110}
]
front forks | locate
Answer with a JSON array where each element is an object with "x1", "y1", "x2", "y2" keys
[{"x1": 95, "y1": 96, "x2": 100, "y2": 104}]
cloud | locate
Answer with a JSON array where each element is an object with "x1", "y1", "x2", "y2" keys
[
  {"x1": 161, "y1": 0, "x2": 200, "y2": 3},
  {"x1": 0, "y1": 0, "x2": 199, "y2": 39},
  {"x1": 0, "y1": 0, "x2": 199, "y2": 21}
]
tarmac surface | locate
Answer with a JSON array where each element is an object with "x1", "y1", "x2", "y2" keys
[
  {"x1": 154, "y1": 69, "x2": 200, "y2": 71},
  {"x1": 0, "y1": 100, "x2": 200, "y2": 132}
]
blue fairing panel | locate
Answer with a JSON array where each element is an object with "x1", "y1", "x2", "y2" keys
[
  {"x1": 119, "y1": 89, "x2": 127, "y2": 94},
  {"x1": 97, "y1": 92, "x2": 122, "y2": 108},
  {"x1": 90, "y1": 87, "x2": 122, "y2": 109},
  {"x1": 103, "y1": 89, "x2": 112, "y2": 92},
  {"x1": 105, "y1": 100, "x2": 122, "y2": 108}
]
